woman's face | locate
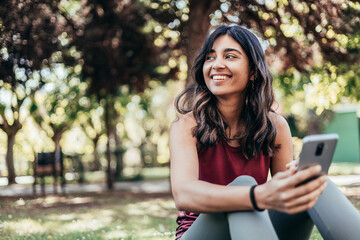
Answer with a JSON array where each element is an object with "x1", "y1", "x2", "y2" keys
[{"x1": 202, "y1": 34, "x2": 250, "y2": 99}]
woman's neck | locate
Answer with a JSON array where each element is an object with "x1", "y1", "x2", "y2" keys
[{"x1": 216, "y1": 95, "x2": 245, "y2": 131}]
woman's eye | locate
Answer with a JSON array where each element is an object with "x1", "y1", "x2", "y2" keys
[
  {"x1": 226, "y1": 54, "x2": 236, "y2": 59},
  {"x1": 205, "y1": 55, "x2": 215, "y2": 60}
]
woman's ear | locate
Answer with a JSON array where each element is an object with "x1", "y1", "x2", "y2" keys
[{"x1": 249, "y1": 69, "x2": 257, "y2": 81}]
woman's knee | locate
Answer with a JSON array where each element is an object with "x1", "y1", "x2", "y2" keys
[{"x1": 228, "y1": 175, "x2": 258, "y2": 187}]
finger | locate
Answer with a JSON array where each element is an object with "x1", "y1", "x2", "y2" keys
[
  {"x1": 289, "y1": 166, "x2": 297, "y2": 175},
  {"x1": 272, "y1": 171, "x2": 290, "y2": 180},
  {"x1": 286, "y1": 159, "x2": 299, "y2": 170},
  {"x1": 287, "y1": 164, "x2": 322, "y2": 187},
  {"x1": 293, "y1": 158, "x2": 299, "y2": 166},
  {"x1": 286, "y1": 161, "x2": 293, "y2": 169},
  {"x1": 278, "y1": 175, "x2": 327, "y2": 202},
  {"x1": 273, "y1": 168, "x2": 297, "y2": 180},
  {"x1": 292, "y1": 175, "x2": 327, "y2": 199},
  {"x1": 285, "y1": 198, "x2": 318, "y2": 215},
  {"x1": 283, "y1": 180, "x2": 327, "y2": 209}
]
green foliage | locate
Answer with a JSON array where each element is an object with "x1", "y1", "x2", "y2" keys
[
  {"x1": 0, "y1": 0, "x2": 62, "y2": 83},
  {"x1": 62, "y1": 0, "x2": 175, "y2": 96},
  {"x1": 275, "y1": 61, "x2": 360, "y2": 117},
  {"x1": 0, "y1": 103, "x2": 5, "y2": 115},
  {"x1": 148, "y1": 0, "x2": 360, "y2": 74},
  {"x1": 77, "y1": 98, "x2": 106, "y2": 141},
  {"x1": 0, "y1": 0, "x2": 70, "y2": 128},
  {"x1": 30, "y1": 61, "x2": 87, "y2": 143}
]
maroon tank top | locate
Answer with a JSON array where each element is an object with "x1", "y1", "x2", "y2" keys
[{"x1": 175, "y1": 138, "x2": 271, "y2": 239}]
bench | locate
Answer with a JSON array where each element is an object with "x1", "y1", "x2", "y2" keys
[{"x1": 33, "y1": 151, "x2": 66, "y2": 195}]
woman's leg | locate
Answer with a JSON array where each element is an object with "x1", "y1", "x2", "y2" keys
[
  {"x1": 307, "y1": 179, "x2": 360, "y2": 240},
  {"x1": 180, "y1": 212, "x2": 231, "y2": 240},
  {"x1": 180, "y1": 176, "x2": 278, "y2": 240},
  {"x1": 269, "y1": 179, "x2": 360, "y2": 240},
  {"x1": 268, "y1": 210, "x2": 314, "y2": 240},
  {"x1": 227, "y1": 176, "x2": 278, "y2": 240}
]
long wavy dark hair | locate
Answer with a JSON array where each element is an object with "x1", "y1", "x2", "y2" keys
[{"x1": 175, "y1": 25, "x2": 277, "y2": 159}]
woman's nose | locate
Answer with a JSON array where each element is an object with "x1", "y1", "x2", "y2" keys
[{"x1": 212, "y1": 58, "x2": 225, "y2": 69}]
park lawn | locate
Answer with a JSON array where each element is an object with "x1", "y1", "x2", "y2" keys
[
  {"x1": 0, "y1": 186, "x2": 359, "y2": 240},
  {"x1": 0, "y1": 192, "x2": 178, "y2": 240}
]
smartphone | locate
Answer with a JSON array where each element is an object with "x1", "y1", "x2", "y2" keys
[{"x1": 296, "y1": 133, "x2": 339, "y2": 185}]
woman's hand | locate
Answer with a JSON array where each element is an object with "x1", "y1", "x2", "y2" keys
[
  {"x1": 255, "y1": 164, "x2": 328, "y2": 214},
  {"x1": 286, "y1": 159, "x2": 299, "y2": 170}
]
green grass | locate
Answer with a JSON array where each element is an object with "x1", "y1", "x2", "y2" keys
[
  {"x1": 0, "y1": 192, "x2": 177, "y2": 240},
  {"x1": 23, "y1": 167, "x2": 170, "y2": 185},
  {"x1": 328, "y1": 162, "x2": 360, "y2": 175}
]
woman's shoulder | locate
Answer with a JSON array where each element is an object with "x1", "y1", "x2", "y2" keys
[
  {"x1": 171, "y1": 112, "x2": 196, "y2": 127},
  {"x1": 269, "y1": 111, "x2": 292, "y2": 144},
  {"x1": 169, "y1": 112, "x2": 198, "y2": 145},
  {"x1": 269, "y1": 111, "x2": 289, "y2": 130},
  {"x1": 170, "y1": 112, "x2": 197, "y2": 133}
]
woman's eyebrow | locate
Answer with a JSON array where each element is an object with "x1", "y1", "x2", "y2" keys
[
  {"x1": 208, "y1": 48, "x2": 242, "y2": 55},
  {"x1": 224, "y1": 48, "x2": 242, "y2": 55}
]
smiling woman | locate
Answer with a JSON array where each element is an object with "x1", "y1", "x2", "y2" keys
[
  {"x1": 169, "y1": 25, "x2": 360, "y2": 240},
  {"x1": 176, "y1": 25, "x2": 275, "y2": 157}
]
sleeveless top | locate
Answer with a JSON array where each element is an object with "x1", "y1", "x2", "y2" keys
[{"x1": 175, "y1": 138, "x2": 271, "y2": 239}]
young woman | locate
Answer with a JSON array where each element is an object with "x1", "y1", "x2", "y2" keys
[{"x1": 169, "y1": 25, "x2": 360, "y2": 240}]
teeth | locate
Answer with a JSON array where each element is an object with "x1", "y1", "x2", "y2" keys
[{"x1": 212, "y1": 75, "x2": 228, "y2": 80}]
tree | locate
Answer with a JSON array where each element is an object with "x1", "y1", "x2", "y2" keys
[
  {"x1": 60, "y1": 0, "x2": 174, "y2": 189},
  {"x1": 0, "y1": 0, "x2": 63, "y2": 183},
  {"x1": 30, "y1": 62, "x2": 86, "y2": 161},
  {"x1": 148, "y1": 0, "x2": 360, "y2": 82}
]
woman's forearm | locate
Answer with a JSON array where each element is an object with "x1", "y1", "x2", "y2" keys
[{"x1": 172, "y1": 179, "x2": 253, "y2": 213}]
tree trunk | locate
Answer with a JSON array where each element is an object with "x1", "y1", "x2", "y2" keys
[
  {"x1": 114, "y1": 147, "x2": 123, "y2": 180},
  {"x1": 6, "y1": 133, "x2": 16, "y2": 184},
  {"x1": 3, "y1": 119, "x2": 22, "y2": 184},
  {"x1": 111, "y1": 115, "x2": 123, "y2": 180},
  {"x1": 307, "y1": 110, "x2": 322, "y2": 135},
  {"x1": 92, "y1": 137, "x2": 101, "y2": 171},
  {"x1": 53, "y1": 134, "x2": 62, "y2": 155},
  {"x1": 104, "y1": 98, "x2": 114, "y2": 189},
  {"x1": 185, "y1": 0, "x2": 220, "y2": 85}
]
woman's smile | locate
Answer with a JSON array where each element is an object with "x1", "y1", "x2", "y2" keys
[{"x1": 211, "y1": 74, "x2": 232, "y2": 83}]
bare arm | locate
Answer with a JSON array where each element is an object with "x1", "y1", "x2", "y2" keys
[
  {"x1": 170, "y1": 113, "x2": 253, "y2": 213},
  {"x1": 255, "y1": 113, "x2": 328, "y2": 214},
  {"x1": 270, "y1": 113, "x2": 294, "y2": 176}
]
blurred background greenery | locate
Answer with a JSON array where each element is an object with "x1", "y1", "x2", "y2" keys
[{"x1": 0, "y1": 0, "x2": 360, "y2": 188}]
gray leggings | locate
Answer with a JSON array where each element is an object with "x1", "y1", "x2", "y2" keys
[{"x1": 180, "y1": 176, "x2": 360, "y2": 240}]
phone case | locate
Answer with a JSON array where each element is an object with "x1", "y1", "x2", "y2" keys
[{"x1": 298, "y1": 133, "x2": 339, "y2": 174}]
